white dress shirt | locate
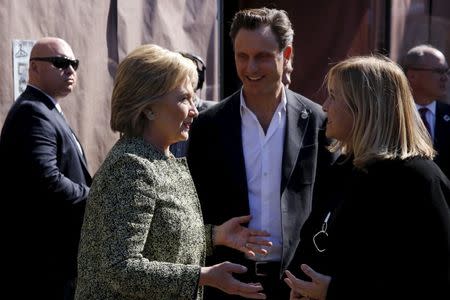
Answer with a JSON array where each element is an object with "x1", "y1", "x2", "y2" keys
[
  {"x1": 240, "y1": 88, "x2": 287, "y2": 262},
  {"x1": 416, "y1": 101, "x2": 436, "y2": 140}
]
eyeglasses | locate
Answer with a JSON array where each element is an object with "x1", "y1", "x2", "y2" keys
[
  {"x1": 30, "y1": 56, "x2": 79, "y2": 71},
  {"x1": 313, "y1": 212, "x2": 331, "y2": 253},
  {"x1": 408, "y1": 67, "x2": 450, "y2": 75}
]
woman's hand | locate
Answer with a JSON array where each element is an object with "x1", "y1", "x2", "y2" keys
[
  {"x1": 199, "y1": 262, "x2": 266, "y2": 299},
  {"x1": 213, "y1": 215, "x2": 272, "y2": 256},
  {"x1": 284, "y1": 264, "x2": 331, "y2": 300}
]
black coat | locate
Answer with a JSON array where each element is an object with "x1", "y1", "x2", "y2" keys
[
  {"x1": 289, "y1": 156, "x2": 450, "y2": 299},
  {"x1": 434, "y1": 101, "x2": 450, "y2": 179},
  {"x1": 0, "y1": 86, "x2": 92, "y2": 296}
]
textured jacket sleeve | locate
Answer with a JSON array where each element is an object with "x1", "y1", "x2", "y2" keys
[{"x1": 204, "y1": 224, "x2": 213, "y2": 256}]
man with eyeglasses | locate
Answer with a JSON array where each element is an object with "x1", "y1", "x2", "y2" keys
[
  {"x1": 403, "y1": 44, "x2": 450, "y2": 179},
  {"x1": 0, "y1": 37, "x2": 91, "y2": 300}
]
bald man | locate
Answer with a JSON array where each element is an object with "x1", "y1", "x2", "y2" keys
[
  {"x1": 0, "y1": 37, "x2": 91, "y2": 299},
  {"x1": 403, "y1": 45, "x2": 450, "y2": 179}
]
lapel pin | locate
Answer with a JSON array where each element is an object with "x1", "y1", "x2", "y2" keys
[
  {"x1": 301, "y1": 109, "x2": 309, "y2": 119},
  {"x1": 443, "y1": 114, "x2": 450, "y2": 122}
]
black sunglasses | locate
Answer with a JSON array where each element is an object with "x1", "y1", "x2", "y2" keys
[{"x1": 30, "y1": 56, "x2": 79, "y2": 71}]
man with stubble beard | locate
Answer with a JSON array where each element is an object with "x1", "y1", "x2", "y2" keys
[{"x1": 187, "y1": 8, "x2": 335, "y2": 299}]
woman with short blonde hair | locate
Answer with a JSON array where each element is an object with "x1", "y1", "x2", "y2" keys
[
  {"x1": 326, "y1": 55, "x2": 434, "y2": 168},
  {"x1": 76, "y1": 44, "x2": 271, "y2": 300},
  {"x1": 110, "y1": 44, "x2": 198, "y2": 137}
]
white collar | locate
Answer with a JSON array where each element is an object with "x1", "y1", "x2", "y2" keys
[
  {"x1": 239, "y1": 86, "x2": 287, "y2": 116},
  {"x1": 416, "y1": 101, "x2": 436, "y2": 116}
]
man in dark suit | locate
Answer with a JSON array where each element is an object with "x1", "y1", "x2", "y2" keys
[
  {"x1": 187, "y1": 8, "x2": 334, "y2": 299},
  {"x1": 0, "y1": 37, "x2": 92, "y2": 300},
  {"x1": 403, "y1": 44, "x2": 450, "y2": 179}
]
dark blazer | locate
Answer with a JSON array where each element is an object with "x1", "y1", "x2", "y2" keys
[
  {"x1": 187, "y1": 89, "x2": 335, "y2": 278},
  {"x1": 0, "y1": 86, "x2": 92, "y2": 297},
  {"x1": 289, "y1": 157, "x2": 450, "y2": 299},
  {"x1": 434, "y1": 100, "x2": 450, "y2": 179}
]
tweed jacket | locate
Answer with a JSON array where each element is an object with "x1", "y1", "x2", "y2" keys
[{"x1": 76, "y1": 137, "x2": 212, "y2": 300}]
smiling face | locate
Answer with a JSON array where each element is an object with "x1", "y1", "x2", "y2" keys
[
  {"x1": 28, "y1": 38, "x2": 77, "y2": 99},
  {"x1": 146, "y1": 77, "x2": 198, "y2": 151},
  {"x1": 234, "y1": 25, "x2": 290, "y2": 98},
  {"x1": 322, "y1": 84, "x2": 354, "y2": 143}
]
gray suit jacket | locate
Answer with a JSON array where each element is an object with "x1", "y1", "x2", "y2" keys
[{"x1": 76, "y1": 137, "x2": 212, "y2": 300}]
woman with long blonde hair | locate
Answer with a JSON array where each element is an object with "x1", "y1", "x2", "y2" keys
[{"x1": 285, "y1": 55, "x2": 449, "y2": 300}]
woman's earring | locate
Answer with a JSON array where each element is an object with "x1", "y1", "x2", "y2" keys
[{"x1": 145, "y1": 110, "x2": 155, "y2": 120}]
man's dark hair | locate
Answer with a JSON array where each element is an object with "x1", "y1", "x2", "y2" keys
[{"x1": 229, "y1": 7, "x2": 294, "y2": 51}]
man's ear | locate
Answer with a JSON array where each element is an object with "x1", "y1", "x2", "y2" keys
[
  {"x1": 29, "y1": 61, "x2": 38, "y2": 73},
  {"x1": 283, "y1": 46, "x2": 293, "y2": 66}
]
